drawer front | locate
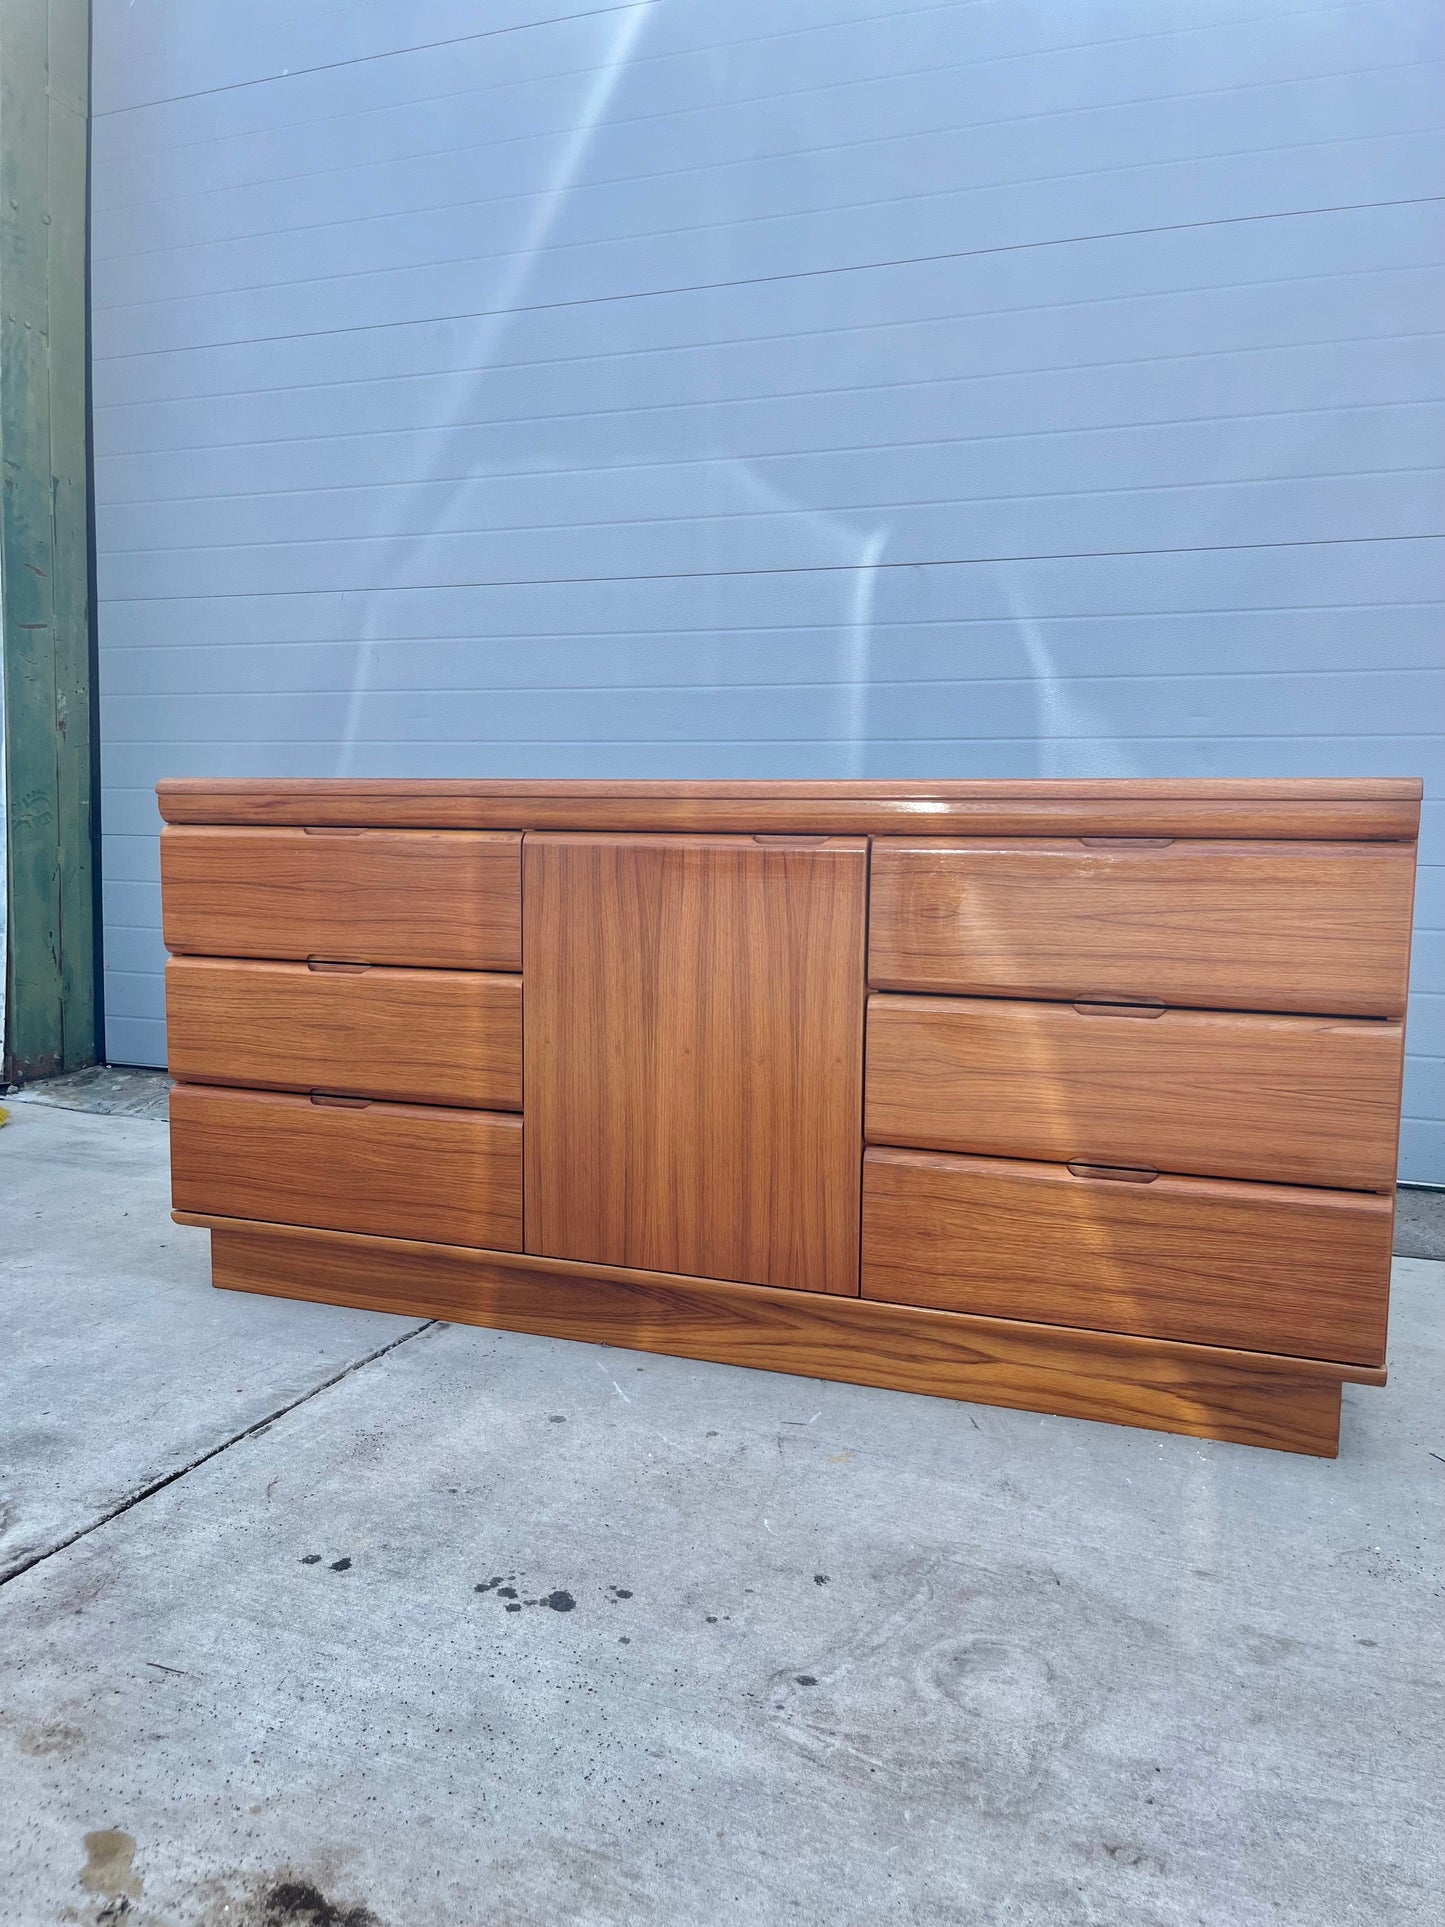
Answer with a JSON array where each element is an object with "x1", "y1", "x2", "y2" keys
[
  {"x1": 166, "y1": 957, "x2": 522, "y2": 1110},
  {"x1": 162, "y1": 825, "x2": 521, "y2": 969},
  {"x1": 868, "y1": 839, "x2": 1415, "y2": 1016},
  {"x1": 170, "y1": 1085, "x2": 522, "y2": 1250},
  {"x1": 862, "y1": 1147, "x2": 1391, "y2": 1364},
  {"x1": 866, "y1": 994, "x2": 1403, "y2": 1190}
]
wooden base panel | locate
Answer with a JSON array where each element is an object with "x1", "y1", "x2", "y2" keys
[{"x1": 192, "y1": 1216, "x2": 1357, "y2": 1456}]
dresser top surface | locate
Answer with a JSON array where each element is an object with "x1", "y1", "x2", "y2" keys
[{"x1": 157, "y1": 776, "x2": 1422, "y2": 839}]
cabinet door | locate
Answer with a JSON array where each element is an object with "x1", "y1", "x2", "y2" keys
[{"x1": 524, "y1": 834, "x2": 867, "y2": 1293}]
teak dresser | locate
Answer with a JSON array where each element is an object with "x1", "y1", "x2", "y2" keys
[{"x1": 159, "y1": 778, "x2": 1421, "y2": 1457}]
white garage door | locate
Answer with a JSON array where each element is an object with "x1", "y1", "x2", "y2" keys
[{"x1": 90, "y1": 0, "x2": 1443, "y2": 1179}]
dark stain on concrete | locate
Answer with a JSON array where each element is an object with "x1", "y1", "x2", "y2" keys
[
  {"x1": 814, "y1": 1573, "x2": 829, "y2": 1586},
  {"x1": 794, "y1": 1675, "x2": 818, "y2": 1686},
  {"x1": 328, "y1": 1558, "x2": 351, "y2": 1573},
  {"x1": 475, "y1": 1578, "x2": 575, "y2": 1613},
  {"x1": 300, "y1": 1555, "x2": 321, "y2": 1566},
  {"x1": 79, "y1": 1829, "x2": 142, "y2": 1903},
  {"x1": 260, "y1": 1878, "x2": 380, "y2": 1926}
]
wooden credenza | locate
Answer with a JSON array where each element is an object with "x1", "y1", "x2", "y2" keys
[{"x1": 159, "y1": 778, "x2": 1421, "y2": 1457}]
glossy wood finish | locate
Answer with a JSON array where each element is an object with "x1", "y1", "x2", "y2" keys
[
  {"x1": 157, "y1": 776, "x2": 1424, "y2": 841},
  {"x1": 161, "y1": 825, "x2": 521, "y2": 969},
  {"x1": 170, "y1": 1084, "x2": 522, "y2": 1250},
  {"x1": 524, "y1": 832, "x2": 867, "y2": 1292},
  {"x1": 156, "y1": 774, "x2": 1419, "y2": 1455},
  {"x1": 866, "y1": 994, "x2": 1404, "y2": 1190},
  {"x1": 869, "y1": 838, "x2": 1416, "y2": 1016},
  {"x1": 166, "y1": 956, "x2": 522, "y2": 1109},
  {"x1": 192, "y1": 1215, "x2": 1354, "y2": 1455},
  {"x1": 862, "y1": 1147, "x2": 1393, "y2": 1364}
]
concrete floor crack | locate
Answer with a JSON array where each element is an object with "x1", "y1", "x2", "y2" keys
[{"x1": 0, "y1": 1319, "x2": 438, "y2": 1589}]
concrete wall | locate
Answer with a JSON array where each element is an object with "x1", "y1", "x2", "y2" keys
[{"x1": 89, "y1": 0, "x2": 1444, "y2": 1178}]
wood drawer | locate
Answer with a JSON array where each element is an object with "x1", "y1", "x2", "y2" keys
[
  {"x1": 170, "y1": 1085, "x2": 522, "y2": 1250},
  {"x1": 166, "y1": 957, "x2": 522, "y2": 1109},
  {"x1": 161, "y1": 825, "x2": 521, "y2": 969},
  {"x1": 868, "y1": 838, "x2": 1415, "y2": 1016},
  {"x1": 861, "y1": 1147, "x2": 1392, "y2": 1364},
  {"x1": 865, "y1": 994, "x2": 1403, "y2": 1190}
]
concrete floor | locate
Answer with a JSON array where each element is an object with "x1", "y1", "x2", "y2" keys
[{"x1": 2, "y1": 1098, "x2": 1443, "y2": 1927}]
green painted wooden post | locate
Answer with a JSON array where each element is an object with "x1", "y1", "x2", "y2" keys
[{"x1": 0, "y1": 0, "x2": 96, "y2": 1082}]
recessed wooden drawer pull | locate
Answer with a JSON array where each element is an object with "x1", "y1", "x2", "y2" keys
[
  {"x1": 1078, "y1": 836, "x2": 1174, "y2": 848},
  {"x1": 306, "y1": 958, "x2": 369, "y2": 973},
  {"x1": 1067, "y1": 1161, "x2": 1159, "y2": 1182},
  {"x1": 1071, "y1": 998, "x2": 1166, "y2": 1017},
  {"x1": 752, "y1": 833, "x2": 832, "y2": 844},
  {"x1": 302, "y1": 825, "x2": 369, "y2": 836},
  {"x1": 310, "y1": 1093, "x2": 371, "y2": 1108}
]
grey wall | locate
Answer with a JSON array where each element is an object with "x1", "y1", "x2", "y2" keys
[{"x1": 90, "y1": 0, "x2": 1443, "y2": 1179}]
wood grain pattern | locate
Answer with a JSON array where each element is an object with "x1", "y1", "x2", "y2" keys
[
  {"x1": 154, "y1": 776, "x2": 1414, "y2": 1457},
  {"x1": 868, "y1": 838, "x2": 1417, "y2": 1016},
  {"x1": 156, "y1": 777, "x2": 1424, "y2": 841},
  {"x1": 161, "y1": 824, "x2": 521, "y2": 969},
  {"x1": 861, "y1": 1147, "x2": 1393, "y2": 1364},
  {"x1": 165, "y1": 956, "x2": 522, "y2": 1109},
  {"x1": 523, "y1": 832, "x2": 867, "y2": 1292},
  {"x1": 865, "y1": 994, "x2": 1404, "y2": 1190},
  {"x1": 192, "y1": 1215, "x2": 1353, "y2": 1455},
  {"x1": 170, "y1": 1084, "x2": 522, "y2": 1249}
]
